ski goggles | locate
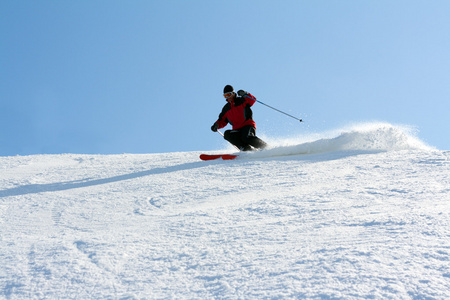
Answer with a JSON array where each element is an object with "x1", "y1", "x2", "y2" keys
[{"x1": 223, "y1": 92, "x2": 234, "y2": 99}]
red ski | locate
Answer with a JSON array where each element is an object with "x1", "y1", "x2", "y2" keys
[{"x1": 200, "y1": 154, "x2": 238, "y2": 161}]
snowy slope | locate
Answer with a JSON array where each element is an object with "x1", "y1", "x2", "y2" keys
[{"x1": 1, "y1": 123, "x2": 449, "y2": 299}]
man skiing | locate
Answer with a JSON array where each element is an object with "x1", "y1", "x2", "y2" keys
[{"x1": 211, "y1": 85, "x2": 267, "y2": 151}]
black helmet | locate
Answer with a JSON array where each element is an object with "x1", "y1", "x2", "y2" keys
[{"x1": 223, "y1": 85, "x2": 234, "y2": 94}]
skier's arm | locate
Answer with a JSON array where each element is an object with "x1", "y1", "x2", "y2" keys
[
  {"x1": 238, "y1": 90, "x2": 256, "y2": 106},
  {"x1": 213, "y1": 105, "x2": 230, "y2": 130},
  {"x1": 215, "y1": 118, "x2": 228, "y2": 129},
  {"x1": 211, "y1": 118, "x2": 227, "y2": 131}
]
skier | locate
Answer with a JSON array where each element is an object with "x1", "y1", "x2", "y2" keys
[{"x1": 211, "y1": 85, "x2": 267, "y2": 151}]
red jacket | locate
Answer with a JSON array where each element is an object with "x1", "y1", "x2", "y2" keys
[{"x1": 215, "y1": 93, "x2": 257, "y2": 130}]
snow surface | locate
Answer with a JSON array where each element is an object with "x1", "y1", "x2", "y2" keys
[{"x1": 1, "y1": 123, "x2": 449, "y2": 299}]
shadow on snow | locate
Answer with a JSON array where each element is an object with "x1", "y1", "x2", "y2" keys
[
  {"x1": 0, "y1": 161, "x2": 205, "y2": 198},
  {"x1": 0, "y1": 149, "x2": 387, "y2": 198}
]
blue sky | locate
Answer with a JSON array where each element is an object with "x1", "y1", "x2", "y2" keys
[{"x1": 1, "y1": 1, "x2": 449, "y2": 156}]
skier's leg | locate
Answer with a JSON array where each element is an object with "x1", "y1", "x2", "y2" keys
[
  {"x1": 241, "y1": 126, "x2": 268, "y2": 150},
  {"x1": 224, "y1": 130, "x2": 250, "y2": 151}
]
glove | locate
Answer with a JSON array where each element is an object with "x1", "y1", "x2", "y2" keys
[
  {"x1": 211, "y1": 122, "x2": 219, "y2": 132},
  {"x1": 237, "y1": 90, "x2": 248, "y2": 97}
]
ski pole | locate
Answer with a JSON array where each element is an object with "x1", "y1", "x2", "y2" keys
[
  {"x1": 255, "y1": 99, "x2": 303, "y2": 122},
  {"x1": 217, "y1": 130, "x2": 225, "y2": 138}
]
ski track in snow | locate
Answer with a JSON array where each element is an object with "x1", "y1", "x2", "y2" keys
[{"x1": 0, "y1": 123, "x2": 449, "y2": 299}]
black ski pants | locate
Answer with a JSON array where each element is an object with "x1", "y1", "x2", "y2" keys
[{"x1": 224, "y1": 125, "x2": 267, "y2": 151}]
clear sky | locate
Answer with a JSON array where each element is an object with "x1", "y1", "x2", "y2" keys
[{"x1": 1, "y1": 1, "x2": 449, "y2": 156}]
